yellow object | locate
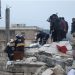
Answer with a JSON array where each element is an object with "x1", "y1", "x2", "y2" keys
[{"x1": 16, "y1": 43, "x2": 25, "y2": 47}]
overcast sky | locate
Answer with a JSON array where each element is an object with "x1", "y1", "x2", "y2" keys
[{"x1": 0, "y1": 0, "x2": 75, "y2": 31}]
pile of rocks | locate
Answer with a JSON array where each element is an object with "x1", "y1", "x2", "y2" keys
[{"x1": 2, "y1": 41, "x2": 74, "y2": 75}]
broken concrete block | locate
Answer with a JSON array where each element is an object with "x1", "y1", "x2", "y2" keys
[
  {"x1": 53, "y1": 64, "x2": 65, "y2": 75},
  {"x1": 34, "y1": 65, "x2": 47, "y2": 75},
  {"x1": 42, "y1": 68, "x2": 53, "y2": 75},
  {"x1": 25, "y1": 57, "x2": 37, "y2": 63}
]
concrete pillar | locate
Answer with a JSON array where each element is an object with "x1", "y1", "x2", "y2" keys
[{"x1": 5, "y1": 7, "x2": 10, "y2": 44}]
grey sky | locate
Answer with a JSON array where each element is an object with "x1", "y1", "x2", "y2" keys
[{"x1": 0, "y1": 0, "x2": 75, "y2": 31}]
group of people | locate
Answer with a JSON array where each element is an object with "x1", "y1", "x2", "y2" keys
[
  {"x1": 35, "y1": 14, "x2": 69, "y2": 45},
  {"x1": 32, "y1": 17, "x2": 75, "y2": 75},
  {"x1": 47, "y1": 14, "x2": 68, "y2": 42},
  {"x1": 4, "y1": 14, "x2": 75, "y2": 75},
  {"x1": 4, "y1": 34, "x2": 25, "y2": 61}
]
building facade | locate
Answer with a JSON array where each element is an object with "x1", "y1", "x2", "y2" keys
[{"x1": 0, "y1": 24, "x2": 42, "y2": 49}]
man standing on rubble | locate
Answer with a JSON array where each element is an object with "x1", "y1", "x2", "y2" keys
[
  {"x1": 47, "y1": 14, "x2": 61, "y2": 42},
  {"x1": 14, "y1": 34, "x2": 25, "y2": 60},
  {"x1": 71, "y1": 18, "x2": 75, "y2": 34}
]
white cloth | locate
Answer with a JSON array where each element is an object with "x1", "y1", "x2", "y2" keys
[{"x1": 67, "y1": 69, "x2": 75, "y2": 75}]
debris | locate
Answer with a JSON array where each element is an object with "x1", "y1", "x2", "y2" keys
[
  {"x1": 25, "y1": 57, "x2": 37, "y2": 63},
  {"x1": 42, "y1": 68, "x2": 53, "y2": 75},
  {"x1": 53, "y1": 64, "x2": 65, "y2": 75}
]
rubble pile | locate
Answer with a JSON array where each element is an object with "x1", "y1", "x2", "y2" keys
[
  {"x1": 5, "y1": 41, "x2": 74, "y2": 75},
  {"x1": 24, "y1": 41, "x2": 73, "y2": 75}
]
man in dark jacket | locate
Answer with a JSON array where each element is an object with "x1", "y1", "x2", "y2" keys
[
  {"x1": 71, "y1": 18, "x2": 75, "y2": 34},
  {"x1": 47, "y1": 14, "x2": 61, "y2": 42},
  {"x1": 35, "y1": 31, "x2": 49, "y2": 45}
]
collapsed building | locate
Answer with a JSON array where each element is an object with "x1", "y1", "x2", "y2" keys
[
  {"x1": 2, "y1": 40, "x2": 73, "y2": 75},
  {"x1": 0, "y1": 24, "x2": 74, "y2": 75}
]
